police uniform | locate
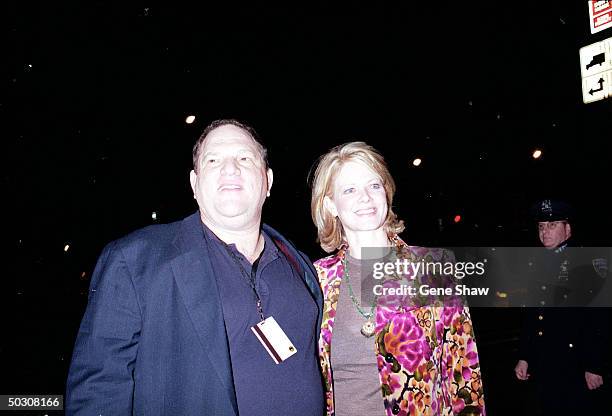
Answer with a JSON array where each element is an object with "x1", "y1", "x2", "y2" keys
[{"x1": 518, "y1": 200, "x2": 609, "y2": 414}]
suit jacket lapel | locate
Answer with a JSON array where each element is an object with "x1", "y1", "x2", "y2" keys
[
  {"x1": 299, "y1": 254, "x2": 324, "y2": 332},
  {"x1": 170, "y1": 213, "x2": 238, "y2": 415}
]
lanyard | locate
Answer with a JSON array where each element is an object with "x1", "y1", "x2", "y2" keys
[{"x1": 220, "y1": 242, "x2": 266, "y2": 322}]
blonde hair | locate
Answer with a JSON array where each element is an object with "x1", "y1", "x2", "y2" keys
[{"x1": 310, "y1": 142, "x2": 405, "y2": 253}]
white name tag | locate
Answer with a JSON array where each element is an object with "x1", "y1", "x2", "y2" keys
[{"x1": 251, "y1": 316, "x2": 297, "y2": 364}]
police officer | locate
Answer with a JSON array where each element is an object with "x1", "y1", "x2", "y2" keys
[{"x1": 513, "y1": 199, "x2": 608, "y2": 414}]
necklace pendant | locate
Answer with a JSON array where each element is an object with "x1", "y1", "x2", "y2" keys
[{"x1": 361, "y1": 319, "x2": 376, "y2": 338}]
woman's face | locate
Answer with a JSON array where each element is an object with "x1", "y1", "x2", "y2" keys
[{"x1": 325, "y1": 161, "x2": 388, "y2": 234}]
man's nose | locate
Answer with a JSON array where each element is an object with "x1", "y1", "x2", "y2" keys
[{"x1": 220, "y1": 158, "x2": 240, "y2": 175}]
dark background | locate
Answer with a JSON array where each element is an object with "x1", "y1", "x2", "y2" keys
[{"x1": 3, "y1": 2, "x2": 611, "y2": 414}]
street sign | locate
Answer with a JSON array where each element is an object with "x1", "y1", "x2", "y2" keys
[
  {"x1": 579, "y1": 37, "x2": 612, "y2": 103},
  {"x1": 589, "y1": 1, "x2": 612, "y2": 34}
]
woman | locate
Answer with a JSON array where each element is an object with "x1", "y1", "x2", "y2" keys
[{"x1": 311, "y1": 142, "x2": 485, "y2": 415}]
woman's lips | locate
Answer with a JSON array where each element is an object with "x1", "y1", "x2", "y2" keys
[{"x1": 355, "y1": 208, "x2": 376, "y2": 215}]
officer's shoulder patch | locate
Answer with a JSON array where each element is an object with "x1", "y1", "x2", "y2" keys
[{"x1": 592, "y1": 258, "x2": 608, "y2": 279}]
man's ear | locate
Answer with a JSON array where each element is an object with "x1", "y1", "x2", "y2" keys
[
  {"x1": 266, "y1": 168, "x2": 273, "y2": 196},
  {"x1": 323, "y1": 196, "x2": 338, "y2": 217},
  {"x1": 565, "y1": 222, "x2": 572, "y2": 239},
  {"x1": 189, "y1": 170, "x2": 197, "y2": 197}
]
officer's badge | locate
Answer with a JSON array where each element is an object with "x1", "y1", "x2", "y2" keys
[
  {"x1": 541, "y1": 199, "x2": 552, "y2": 214},
  {"x1": 558, "y1": 259, "x2": 569, "y2": 282},
  {"x1": 592, "y1": 258, "x2": 608, "y2": 279}
]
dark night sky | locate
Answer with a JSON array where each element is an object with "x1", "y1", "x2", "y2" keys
[{"x1": 2, "y1": 1, "x2": 612, "y2": 409}]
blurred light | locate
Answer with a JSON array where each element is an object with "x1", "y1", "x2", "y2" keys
[
  {"x1": 454, "y1": 215, "x2": 461, "y2": 223},
  {"x1": 532, "y1": 149, "x2": 542, "y2": 159},
  {"x1": 64, "y1": 244, "x2": 70, "y2": 252},
  {"x1": 496, "y1": 291, "x2": 508, "y2": 298},
  {"x1": 80, "y1": 272, "x2": 87, "y2": 280},
  {"x1": 152, "y1": 211, "x2": 158, "y2": 220},
  {"x1": 412, "y1": 158, "x2": 422, "y2": 167},
  {"x1": 185, "y1": 115, "x2": 196, "y2": 124}
]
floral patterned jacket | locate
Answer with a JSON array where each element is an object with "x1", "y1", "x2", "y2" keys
[{"x1": 314, "y1": 236, "x2": 485, "y2": 416}]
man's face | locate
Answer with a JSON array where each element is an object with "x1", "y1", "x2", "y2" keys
[
  {"x1": 538, "y1": 220, "x2": 571, "y2": 249},
  {"x1": 190, "y1": 125, "x2": 273, "y2": 231}
]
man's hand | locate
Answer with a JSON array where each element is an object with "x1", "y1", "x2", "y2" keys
[
  {"x1": 514, "y1": 360, "x2": 530, "y2": 380},
  {"x1": 585, "y1": 372, "x2": 603, "y2": 390}
]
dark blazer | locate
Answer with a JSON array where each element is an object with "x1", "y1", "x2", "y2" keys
[{"x1": 66, "y1": 212, "x2": 324, "y2": 415}]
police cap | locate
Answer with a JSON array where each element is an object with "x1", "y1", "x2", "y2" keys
[{"x1": 530, "y1": 199, "x2": 574, "y2": 222}]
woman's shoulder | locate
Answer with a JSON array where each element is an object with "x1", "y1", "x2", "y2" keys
[
  {"x1": 313, "y1": 252, "x2": 345, "y2": 290},
  {"x1": 313, "y1": 252, "x2": 342, "y2": 270},
  {"x1": 394, "y1": 236, "x2": 455, "y2": 261}
]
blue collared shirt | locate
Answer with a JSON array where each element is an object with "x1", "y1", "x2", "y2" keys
[{"x1": 202, "y1": 224, "x2": 324, "y2": 416}]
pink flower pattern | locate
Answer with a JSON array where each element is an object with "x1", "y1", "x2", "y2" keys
[{"x1": 315, "y1": 236, "x2": 486, "y2": 415}]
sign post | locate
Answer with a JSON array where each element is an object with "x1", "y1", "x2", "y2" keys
[
  {"x1": 589, "y1": 1, "x2": 612, "y2": 34},
  {"x1": 579, "y1": 37, "x2": 612, "y2": 103}
]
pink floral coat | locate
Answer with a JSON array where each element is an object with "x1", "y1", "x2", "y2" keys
[{"x1": 314, "y1": 236, "x2": 486, "y2": 416}]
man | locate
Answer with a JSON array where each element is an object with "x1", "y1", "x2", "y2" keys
[
  {"x1": 514, "y1": 199, "x2": 608, "y2": 414},
  {"x1": 66, "y1": 119, "x2": 325, "y2": 415}
]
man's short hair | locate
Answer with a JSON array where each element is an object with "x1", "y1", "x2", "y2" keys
[{"x1": 192, "y1": 119, "x2": 269, "y2": 172}]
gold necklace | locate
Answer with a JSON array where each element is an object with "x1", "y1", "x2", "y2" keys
[{"x1": 343, "y1": 257, "x2": 377, "y2": 337}]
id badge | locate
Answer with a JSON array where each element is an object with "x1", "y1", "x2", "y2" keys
[{"x1": 251, "y1": 316, "x2": 297, "y2": 364}]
